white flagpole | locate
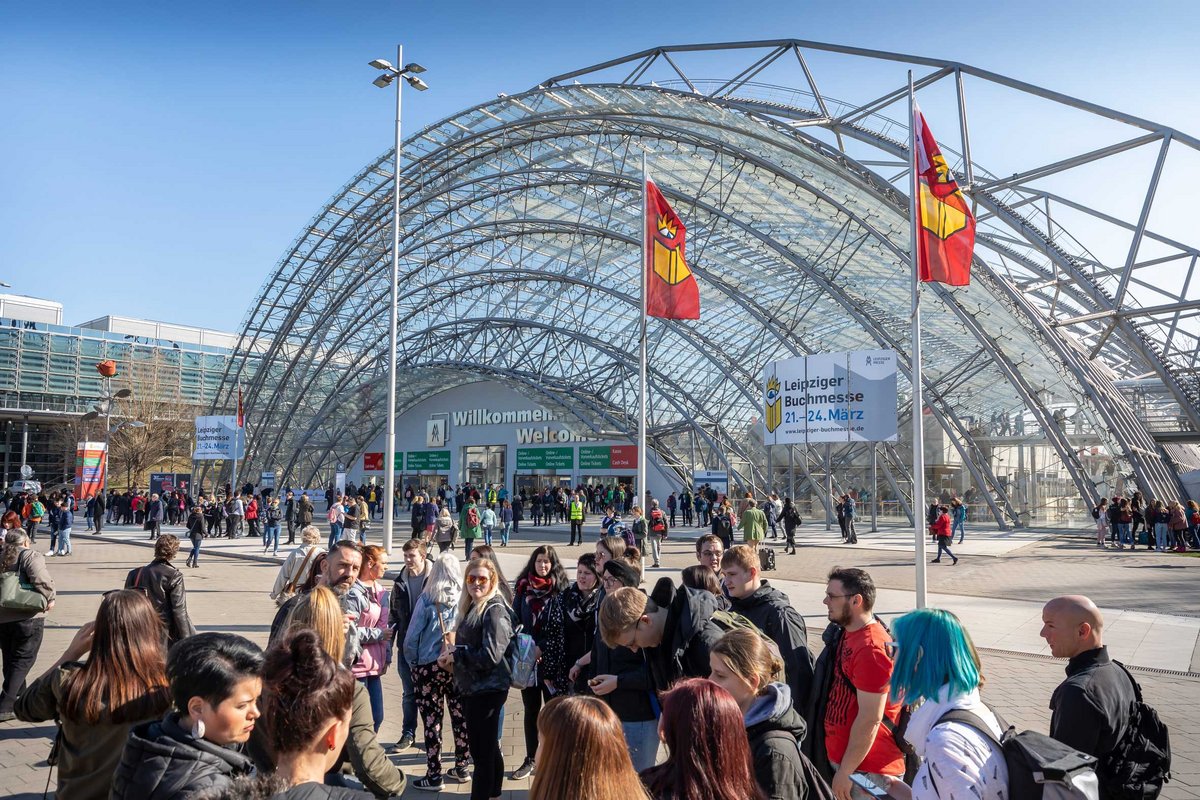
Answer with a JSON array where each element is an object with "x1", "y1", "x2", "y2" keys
[
  {"x1": 909, "y1": 71, "x2": 928, "y2": 609},
  {"x1": 638, "y1": 153, "x2": 649, "y2": 513}
]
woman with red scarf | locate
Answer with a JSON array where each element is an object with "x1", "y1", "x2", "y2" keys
[{"x1": 510, "y1": 544, "x2": 569, "y2": 781}]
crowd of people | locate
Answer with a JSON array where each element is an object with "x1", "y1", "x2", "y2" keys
[{"x1": 0, "y1": 478, "x2": 1177, "y2": 800}]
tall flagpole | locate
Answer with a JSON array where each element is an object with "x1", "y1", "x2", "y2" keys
[
  {"x1": 908, "y1": 71, "x2": 928, "y2": 609},
  {"x1": 638, "y1": 153, "x2": 649, "y2": 513}
]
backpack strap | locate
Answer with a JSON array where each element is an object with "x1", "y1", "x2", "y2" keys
[
  {"x1": 1110, "y1": 659, "x2": 1144, "y2": 703},
  {"x1": 934, "y1": 708, "x2": 1005, "y2": 747}
]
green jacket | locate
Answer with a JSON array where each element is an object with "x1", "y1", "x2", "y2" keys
[
  {"x1": 16, "y1": 663, "x2": 157, "y2": 800},
  {"x1": 738, "y1": 506, "x2": 768, "y2": 541},
  {"x1": 460, "y1": 503, "x2": 482, "y2": 538}
]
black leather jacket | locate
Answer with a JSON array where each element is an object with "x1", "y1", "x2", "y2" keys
[
  {"x1": 452, "y1": 595, "x2": 514, "y2": 695},
  {"x1": 124, "y1": 559, "x2": 197, "y2": 645}
]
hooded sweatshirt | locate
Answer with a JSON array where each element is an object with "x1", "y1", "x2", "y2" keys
[
  {"x1": 745, "y1": 682, "x2": 811, "y2": 800},
  {"x1": 904, "y1": 686, "x2": 1008, "y2": 800}
]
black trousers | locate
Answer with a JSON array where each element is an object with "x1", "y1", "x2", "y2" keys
[
  {"x1": 521, "y1": 683, "x2": 552, "y2": 760},
  {"x1": 286, "y1": 518, "x2": 296, "y2": 544},
  {"x1": 93, "y1": 511, "x2": 104, "y2": 534},
  {"x1": 0, "y1": 617, "x2": 44, "y2": 714},
  {"x1": 569, "y1": 520, "x2": 583, "y2": 544},
  {"x1": 464, "y1": 690, "x2": 507, "y2": 800}
]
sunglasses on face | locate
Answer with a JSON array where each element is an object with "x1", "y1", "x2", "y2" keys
[{"x1": 466, "y1": 575, "x2": 490, "y2": 587}]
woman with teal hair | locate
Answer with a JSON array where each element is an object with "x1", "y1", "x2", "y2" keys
[{"x1": 881, "y1": 609, "x2": 1009, "y2": 800}]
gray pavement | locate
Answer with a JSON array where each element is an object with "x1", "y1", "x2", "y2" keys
[{"x1": 1, "y1": 525, "x2": 1197, "y2": 797}]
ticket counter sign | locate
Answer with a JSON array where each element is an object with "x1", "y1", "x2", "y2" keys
[
  {"x1": 762, "y1": 350, "x2": 898, "y2": 444},
  {"x1": 517, "y1": 447, "x2": 574, "y2": 470},
  {"x1": 407, "y1": 451, "x2": 451, "y2": 471},
  {"x1": 579, "y1": 445, "x2": 637, "y2": 470}
]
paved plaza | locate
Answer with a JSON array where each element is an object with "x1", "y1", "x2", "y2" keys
[{"x1": 2, "y1": 520, "x2": 1198, "y2": 798}]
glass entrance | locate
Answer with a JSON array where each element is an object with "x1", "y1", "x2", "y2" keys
[{"x1": 463, "y1": 445, "x2": 506, "y2": 489}]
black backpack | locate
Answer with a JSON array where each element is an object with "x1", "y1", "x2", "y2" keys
[
  {"x1": 1098, "y1": 662, "x2": 1171, "y2": 799},
  {"x1": 934, "y1": 707, "x2": 1101, "y2": 799},
  {"x1": 1092, "y1": 506, "x2": 1101, "y2": 520}
]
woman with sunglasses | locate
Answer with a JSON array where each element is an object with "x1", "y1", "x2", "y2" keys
[
  {"x1": 444, "y1": 557, "x2": 514, "y2": 800},
  {"x1": 879, "y1": 609, "x2": 1007, "y2": 800},
  {"x1": 15, "y1": 589, "x2": 171, "y2": 800}
]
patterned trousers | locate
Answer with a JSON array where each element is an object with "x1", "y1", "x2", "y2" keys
[{"x1": 410, "y1": 660, "x2": 470, "y2": 778}]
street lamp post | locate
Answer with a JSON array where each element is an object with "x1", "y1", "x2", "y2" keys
[{"x1": 370, "y1": 46, "x2": 429, "y2": 556}]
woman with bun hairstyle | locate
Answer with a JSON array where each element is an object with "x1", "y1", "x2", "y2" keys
[
  {"x1": 710, "y1": 628, "x2": 829, "y2": 800},
  {"x1": 640, "y1": 678, "x2": 766, "y2": 800},
  {"x1": 445, "y1": 556, "x2": 513, "y2": 800},
  {"x1": 195, "y1": 629, "x2": 371, "y2": 800},
  {"x1": 402, "y1": 552, "x2": 470, "y2": 791},
  {"x1": 111, "y1": 632, "x2": 263, "y2": 799},
  {"x1": 529, "y1": 695, "x2": 651, "y2": 800},
  {"x1": 268, "y1": 586, "x2": 405, "y2": 799},
  {"x1": 15, "y1": 589, "x2": 171, "y2": 800}
]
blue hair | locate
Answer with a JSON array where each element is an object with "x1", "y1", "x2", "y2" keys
[{"x1": 888, "y1": 609, "x2": 980, "y2": 705}]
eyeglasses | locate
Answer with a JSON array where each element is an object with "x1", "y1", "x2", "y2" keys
[
  {"x1": 465, "y1": 575, "x2": 490, "y2": 587},
  {"x1": 884, "y1": 641, "x2": 900, "y2": 658},
  {"x1": 824, "y1": 592, "x2": 855, "y2": 601}
]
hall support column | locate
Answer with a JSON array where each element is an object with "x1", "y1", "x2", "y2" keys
[
  {"x1": 824, "y1": 443, "x2": 833, "y2": 531},
  {"x1": 766, "y1": 444, "x2": 773, "y2": 495},
  {"x1": 871, "y1": 444, "x2": 878, "y2": 532},
  {"x1": 20, "y1": 416, "x2": 29, "y2": 473}
]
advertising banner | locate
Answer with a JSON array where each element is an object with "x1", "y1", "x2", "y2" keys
[
  {"x1": 260, "y1": 471, "x2": 276, "y2": 490},
  {"x1": 762, "y1": 350, "x2": 898, "y2": 445},
  {"x1": 150, "y1": 472, "x2": 175, "y2": 496},
  {"x1": 363, "y1": 452, "x2": 384, "y2": 472},
  {"x1": 406, "y1": 451, "x2": 451, "y2": 471},
  {"x1": 516, "y1": 447, "x2": 574, "y2": 470},
  {"x1": 692, "y1": 469, "x2": 729, "y2": 500},
  {"x1": 193, "y1": 416, "x2": 245, "y2": 460},
  {"x1": 74, "y1": 441, "x2": 106, "y2": 501}
]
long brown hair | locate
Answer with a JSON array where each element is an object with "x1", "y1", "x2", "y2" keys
[
  {"x1": 61, "y1": 590, "x2": 171, "y2": 725},
  {"x1": 530, "y1": 695, "x2": 651, "y2": 800}
]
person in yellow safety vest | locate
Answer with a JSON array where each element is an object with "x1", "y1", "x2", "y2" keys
[
  {"x1": 487, "y1": 486, "x2": 498, "y2": 506},
  {"x1": 568, "y1": 493, "x2": 586, "y2": 546}
]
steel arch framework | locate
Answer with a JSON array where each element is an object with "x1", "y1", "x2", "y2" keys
[{"x1": 214, "y1": 40, "x2": 1200, "y2": 520}]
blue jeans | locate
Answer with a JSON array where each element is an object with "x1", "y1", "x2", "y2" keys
[
  {"x1": 328, "y1": 523, "x2": 342, "y2": 551},
  {"x1": 952, "y1": 518, "x2": 965, "y2": 541},
  {"x1": 264, "y1": 523, "x2": 280, "y2": 554},
  {"x1": 188, "y1": 537, "x2": 201, "y2": 565},
  {"x1": 501, "y1": 523, "x2": 511, "y2": 545},
  {"x1": 464, "y1": 539, "x2": 475, "y2": 561},
  {"x1": 1118, "y1": 522, "x2": 1132, "y2": 545},
  {"x1": 483, "y1": 525, "x2": 493, "y2": 547},
  {"x1": 397, "y1": 656, "x2": 417, "y2": 736},
  {"x1": 622, "y1": 719, "x2": 660, "y2": 772},
  {"x1": 1155, "y1": 523, "x2": 1169, "y2": 550},
  {"x1": 359, "y1": 675, "x2": 384, "y2": 732},
  {"x1": 56, "y1": 527, "x2": 72, "y2": 555}
]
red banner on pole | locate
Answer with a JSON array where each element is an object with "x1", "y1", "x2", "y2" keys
[
  {"x1": 913, "y1": 104, "x2": 975, "y2": 286},
  {"x1": 645, "y1": 180, "x2": 701, "y2": 319}
]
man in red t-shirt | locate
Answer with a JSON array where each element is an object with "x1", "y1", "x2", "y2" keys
[{"x1": 821, "y1": 567, "x2": 904, "y2": 800}]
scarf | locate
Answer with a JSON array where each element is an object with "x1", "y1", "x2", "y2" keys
[
  {"x1": 517, "y1": 573, "x2": 556, "y2": 620},
  {"x1": 564, "y1": 583, "x2": 599, "y2": 625}
]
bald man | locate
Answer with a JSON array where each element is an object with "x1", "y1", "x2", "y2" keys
[{"x1": 1040, "y1": 595, "x2": 1137, "y2": 769}]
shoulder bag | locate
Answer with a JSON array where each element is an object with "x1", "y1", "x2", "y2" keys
[{"x1": 0, "y1": 551, "x2": 49, "y2": 613}]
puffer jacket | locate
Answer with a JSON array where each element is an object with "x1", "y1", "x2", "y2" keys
[
  {"x1": 746, "y1": 682, "x2": 813, "y2": 800},
  {"x1": 124, "y1": 559, "x2": 197, "y2": 645},
  {"x1": 452, "y1": 594, "x2": 513, "y2": 695},
  {"x1": 109, "y1": 712, "x2": 255, "y2": 799},
  {"x1": 905, "y1": 686, "x2": 1008, "y2": 800}
]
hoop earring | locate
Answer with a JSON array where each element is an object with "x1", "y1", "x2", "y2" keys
[{"x1": 190, "y1": 718, "x2": 206, "y2": 740}]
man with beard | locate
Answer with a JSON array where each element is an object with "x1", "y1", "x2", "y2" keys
[
  {"x1": 269, "y1": 540, "x2": 363, "y2": 647},
  {"x1": 804, "y1": 567, "x2": 904, "y2": 800}
]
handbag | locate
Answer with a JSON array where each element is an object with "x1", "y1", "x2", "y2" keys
[{"x1": 0, "y1": 552, "x2": 48, "y2": 613}]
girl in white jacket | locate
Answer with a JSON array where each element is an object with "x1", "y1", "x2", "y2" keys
[{"x1": 883, "y1": 609, "x2": 1009, "y2": 800}]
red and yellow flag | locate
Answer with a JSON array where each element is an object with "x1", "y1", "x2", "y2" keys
[
  {"x1": 237, "y1": 384, "x2": 245, "y2": 428},
  {"x1": 914, "y1": 103, "x2": 975, "y2": 286},
  {"x1": 645, "y1": 179, "x2": 700, "y2": 319}
]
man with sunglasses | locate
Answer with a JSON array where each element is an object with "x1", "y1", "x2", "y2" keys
[{"x1": 805, "y1": 566, "x2": 904, "y2": 800}]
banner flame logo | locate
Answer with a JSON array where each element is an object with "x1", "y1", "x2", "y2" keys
[
  {"x1": 653, "y1": 213, "x2": 692, "y2": 286},
  {"x1": 765, "y1": 376, "x2": 782, "y2": 433}
]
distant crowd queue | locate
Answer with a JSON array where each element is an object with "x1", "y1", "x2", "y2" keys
[{"x1": 0, "y1": 474, "x2": 1174, "y2": 800}]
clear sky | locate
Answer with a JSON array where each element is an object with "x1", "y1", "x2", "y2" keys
[{"x1": 3, "y1": 0, "x2": 1197, "y2": 333}]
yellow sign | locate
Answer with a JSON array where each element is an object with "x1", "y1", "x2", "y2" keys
[{"x1": 764, "y1": 376, "x2": 782, "y2": 433}]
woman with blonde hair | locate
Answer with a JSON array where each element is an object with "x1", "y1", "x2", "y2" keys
[
  {"x1": 710, "y1": 629, "x2": 829, "y2": 800},
  {"x1": 403, "y1": 551, "x2": 469, "y2": 790},
  {"x1": 445, "y1": 556, "x2": 513, "y2": 800},
  {"x1": 529, "y1": 695, "x2": 651, "y2": 800},
  {"x1": 267, "y1": 587, "x2": 405, "y2": 798}
]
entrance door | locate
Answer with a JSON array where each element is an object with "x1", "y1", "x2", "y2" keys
[{"x1": 463, "y1": 445, "x2": 507, "y2": 490}]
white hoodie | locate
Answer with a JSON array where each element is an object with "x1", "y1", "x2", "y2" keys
[{"x1": 905, "y1": 686, "x2": 1008, "y2": 800}]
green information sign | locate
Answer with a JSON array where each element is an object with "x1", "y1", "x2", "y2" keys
[
  {"x1": 406, "y1": 451, "x2": 450, "y2": 471},
  {"x1": 516, "y1": 447, "x2": 574, "y2": 470},
  {"x1": 579, "y1": 445, "x2": 611, "y2": 469}
]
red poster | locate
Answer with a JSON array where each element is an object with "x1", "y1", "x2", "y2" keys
[
  {"x1": 75, "y1": 441, "x2": 107, "y2": 501},
  {"x1": 363, "y1": 452, "x2": 384, "y2": 471},
  {"x1": 609, "y1": 445, "x2": 638, "y2": 469}
]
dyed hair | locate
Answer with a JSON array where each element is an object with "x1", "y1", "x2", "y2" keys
[
  {"x1": 260, "y1": 629, "x2": 355, "y2": 757},
  {"x1": 530, "y1": 696, "x2": 652, "y2": 800},
  {"x1": 516, "y1": 545, "x2": 569, "y2": 592},
  {"x1": 469, "y1": 545, "x2": 514, "y2": 603},
  {"x1": 1, "y1": 510, "x2": 20, "y2": 529},
  {"x1": 361, "y1": 544, "x2": 386, "y2": 572},
  {"x1": 423, "y1": 551, "x2": 463, "y2": 605},
  {"x1": 285, "y1": 586, "x2": 347, "y2": 665},
  {"x1": 61, "y1": 590, "x2": 171, "y2": 724},
  {"x1": 167, "y1": 632, "x2": 264, "y2": 713},
  {"x1": 888, "y1": 608, "x2": 982, "y2": 705},
  {"x1": 458, "y1": 557, "x2": 504, "y2": 624},
  {"x1": 640, "y1": 678, "x2": 765, "y2": 800}
]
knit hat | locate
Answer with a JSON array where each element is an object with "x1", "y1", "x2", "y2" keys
[{"x1": 603, "y1": 559, "x2": 640, "y2": 588}]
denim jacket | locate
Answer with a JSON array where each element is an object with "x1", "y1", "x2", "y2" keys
[{"x1": 404, "y1": 591, "x2": 458, "y2": 666}]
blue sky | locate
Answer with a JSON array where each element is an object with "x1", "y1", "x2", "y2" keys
[{"x1": 2, "y1": 0, "x2": 1197, "y2": 332}]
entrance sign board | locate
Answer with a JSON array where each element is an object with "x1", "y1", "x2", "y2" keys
[
  {"x1": 516, "y1": 447, "x2": 574, "y2": 470},
  {"x1": 762, "y1": 350, "x2": 898, "y2": 444},
  {"x1": 407, "y1": 451, "x2": 451, "y2": 471}
]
